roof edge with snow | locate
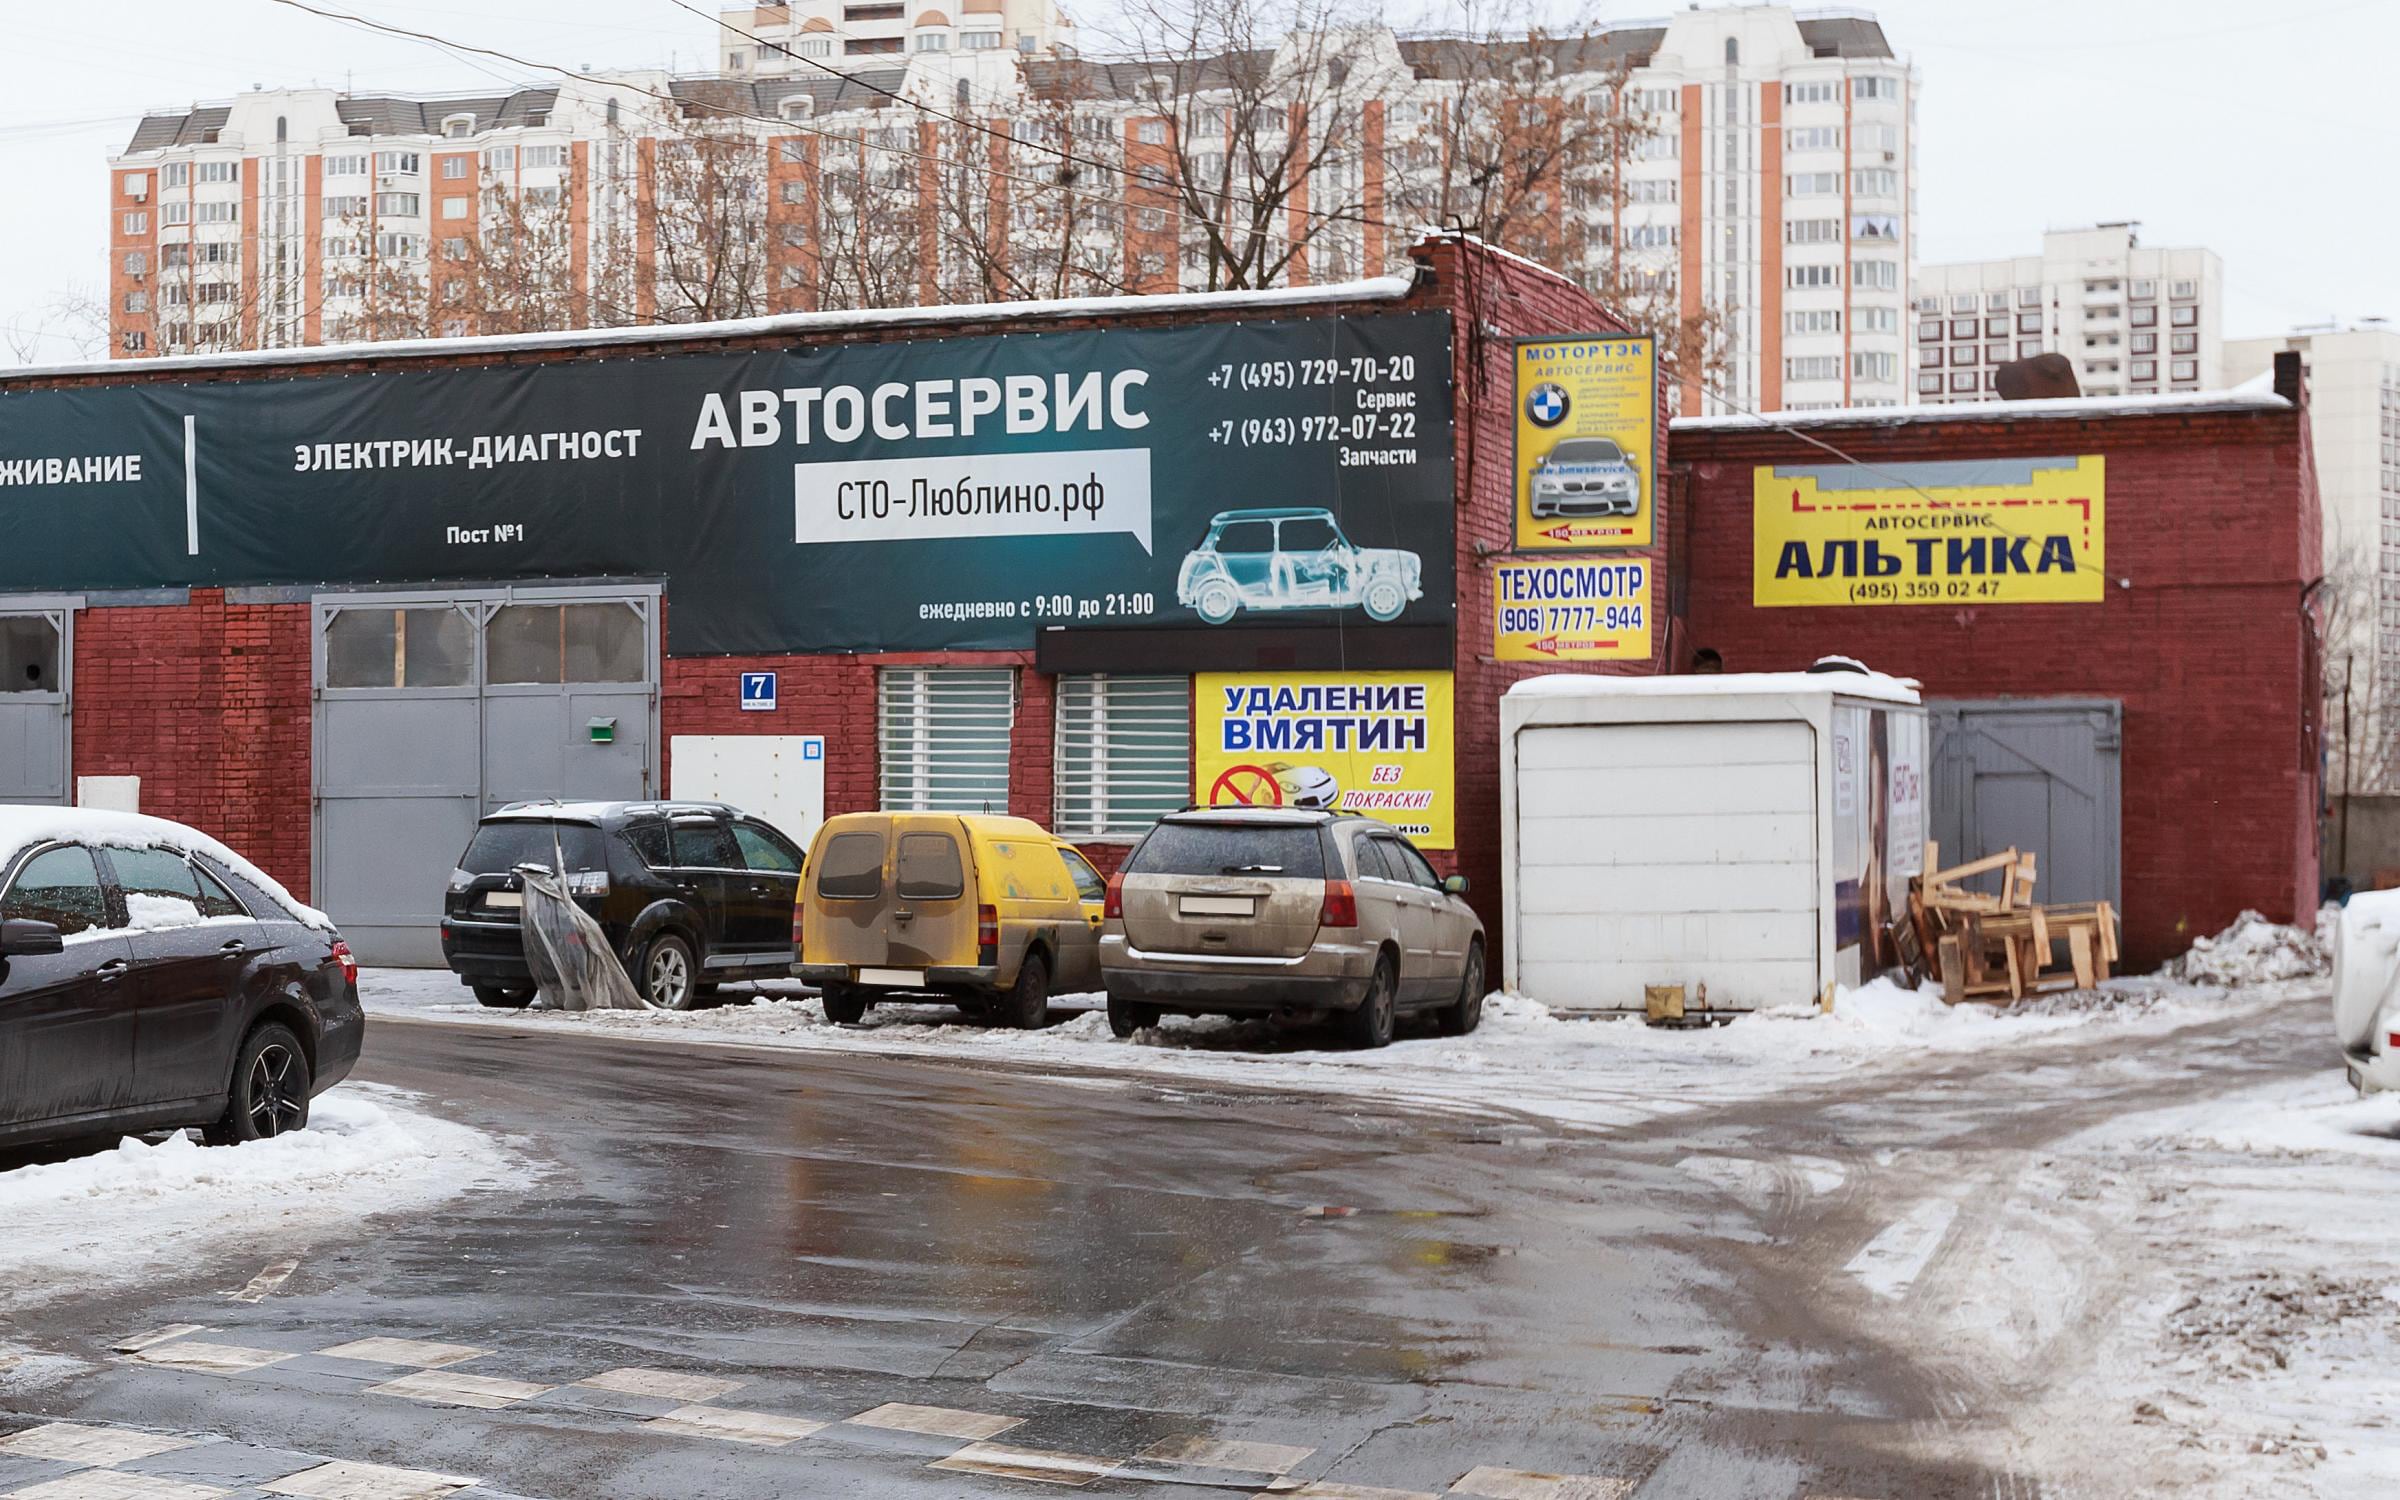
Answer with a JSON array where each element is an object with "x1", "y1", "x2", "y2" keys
[
  {"x1": 1, "y1": 275, "x2": 1417, "y2": 385},
  {"x1": 1506, "y1": 670, "x2": 1924, "y2": 707},
  {"x1": 1673, "y1": 386, "x2": 2292, "y2": 434}
]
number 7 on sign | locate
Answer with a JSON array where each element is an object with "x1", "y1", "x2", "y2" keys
[{"x1": 739, "y1": 671, "x2": 778, "y2": 712}]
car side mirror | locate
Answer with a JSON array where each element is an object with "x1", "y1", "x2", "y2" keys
[
  {"x1": 0, "y1": 918, "x2": 66, "y2": 957},
  {"x1": 1443, "y1": 875, "x2": 1469, "y2": 896}
]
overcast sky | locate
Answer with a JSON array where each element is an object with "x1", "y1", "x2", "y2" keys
[{"x1": 1, "y1": 0, "x2": 2389, "y2": 363}]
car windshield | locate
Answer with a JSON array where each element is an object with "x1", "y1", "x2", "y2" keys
[
  {"x1": 461, "y1": 820, "x2": 609, "y2": 875},
  {"x1": 1277, "y1": 516, "x2": 1341, "y2": 552},
  {"x1": 1128, "y1": 822, "x2": 1326, "y2": 879},
  {"x1": 1551, "y1": 439, "x2": 1626, "y2": 464}
]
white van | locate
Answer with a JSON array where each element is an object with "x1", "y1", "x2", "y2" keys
[{"x1": 2333, "y1": 892, "x2": 2400, "y2": 1094}]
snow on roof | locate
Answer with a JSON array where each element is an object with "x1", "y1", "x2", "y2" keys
[
  {"x1": 1506, "y1": 669, "x2": 1923, "y2": 707},
  {"x1": 0, "y1": 806, "x2": 333, "y2": 930},
  {"x1": 0, "y1": 276, "x2": 1416, "y2": 384},
  {"x1": 1672, "y1": 386, "x2": 2292, "y2": 433}
]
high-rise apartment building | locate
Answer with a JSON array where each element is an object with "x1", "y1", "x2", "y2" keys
[
  {"x1": 2227, "y1": 322, "x2": 2400, "y2": 794},
  {"x1": 716, "y1": 0, "x2": 1077, "y2": 74},
  {"x1": 103, "y1": 3, "x2": 1916, "y2": 413},
  {"x1": 1911, "y1": 224, "x2": 2223, "y2": 405}
]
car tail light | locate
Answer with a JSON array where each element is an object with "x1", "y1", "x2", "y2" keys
[
  {"x1": 792, "y1": 897, "x2": 805, "y2": 958},
  {"x1": 978, "y1": 903, "x2": 999, "y2": 965},
  {"x1": 330, "y1": 939, "x2": 359, "y2": 986},
  {"x1": 1320, "y1": 879, "x2": 1358, "y2": 928},
  {"x1": 2389, "y1": 1030, "x2": 2400, "y2": 1053},
  {"x1": 1104, "y1": 872, "x2": 1124, "y2": 920}
]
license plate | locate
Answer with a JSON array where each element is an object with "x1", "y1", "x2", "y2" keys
[
  {"x1": 483, "y1": 890, "x2": 523, "y2": 910},
  {"x1": 1179, "y1": 895, "x2": 1257, "y2": 918},
  {"x1": 860, "y1": 967, "x2": 924, "y2": 987},
  {"x1": 2350, "y1": 1060, "x2": 2369, "y2": 1094}
]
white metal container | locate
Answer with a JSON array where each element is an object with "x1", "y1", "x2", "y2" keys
[{"x1": 1499, "y1": 670, "x2": 1927, "y2": 1014}]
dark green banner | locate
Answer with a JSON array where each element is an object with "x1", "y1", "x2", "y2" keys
[{"x1": 0, "y1": 313, "x2": 1454, "y2": 655}]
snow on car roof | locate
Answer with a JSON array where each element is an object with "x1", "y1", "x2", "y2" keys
[
  {"x1": 483, "y1": 800, "x2": 736, "y2": 823},
  {"x1": 0, "y1": 806, "x2": 334, "y2": 930},
  {"x1": 1507, "y1": 669, "x2": 1923, "y2": 706}
]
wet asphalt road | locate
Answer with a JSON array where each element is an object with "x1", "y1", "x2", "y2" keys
[{"x1": 1, "y1": 1000, "x2": 2329, "y2": 1499}]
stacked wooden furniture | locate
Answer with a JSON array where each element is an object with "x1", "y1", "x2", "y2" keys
[{"x1": 1900, "y1": 843, "x2": 2120, "y2": 1003}]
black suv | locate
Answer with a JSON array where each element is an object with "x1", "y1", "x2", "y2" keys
[{"x1": 439, "y1": 801, "x2": 806, "y2": 1010}]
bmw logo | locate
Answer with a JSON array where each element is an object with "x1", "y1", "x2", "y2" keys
[{"x1": 1526, "y1": 382, "x2": 1570, "y2": 427}]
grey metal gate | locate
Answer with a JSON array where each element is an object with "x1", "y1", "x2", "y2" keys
[
  {"x1": 1928, "y1": 698, "x2": 2121, "y2": 906},
  {"x1": 0, "y1": 600, "x2": 74, "y2": 806},
  {"x1": 314, "y1": 586, "x2": 658, "y2": 966}
]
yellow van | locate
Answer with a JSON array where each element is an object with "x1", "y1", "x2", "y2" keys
[{"x1": 796, "y1": 813, "x2": 1108, "y2": 1028}]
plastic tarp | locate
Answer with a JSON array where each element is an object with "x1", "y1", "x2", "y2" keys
[
  {"x1": 2333, "y1": 891, "x2": 2400, "y2": 1050},
  {"x1": 518, "y1": 863, "x2": 650, "y2": 1012}
]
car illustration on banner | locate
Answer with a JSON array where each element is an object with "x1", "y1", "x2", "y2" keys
[
  {"x1": 1528, "y1": 437, "x2": 1643, "y2": 519},
  {"x1": 1178, "y1": 507, "x2": 1424, "y2": 624}
]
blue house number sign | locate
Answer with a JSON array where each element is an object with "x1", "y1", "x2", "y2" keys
[{"x1": 739, "y1": 671, "x2": 778, "y2": 712}]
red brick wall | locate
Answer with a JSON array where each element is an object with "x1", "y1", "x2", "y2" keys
[
  {"x1": 1673, "y1": 403, "x2": 2323, "y2": 970},
  {"x1": 1412, "y1": 238, "x2": 1660, "y2": 963},
  {"x1": 71, "y1": 590, "x2": 314, "y2": 893}
]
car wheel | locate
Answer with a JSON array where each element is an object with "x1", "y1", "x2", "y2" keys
[
  {"x1": 819, "y1": 982, "x2": 868, "y2": 1025},
  {"x1": 1194, "y1": 579, "x2": 1240, "y2": 625},
  {"x1": 636, "y1": 932, "x2": 699, "y2": 1011},
  {"x1": 1362, "y1": 576, "x2": 1407, "y2": 622},
  {"x1": 472, "y1": 985, "x2": 534, "y2": 1009},
  {"x1": 1004, "y1": 951, "x2": 1051, "y2": 1030},
  {"x1": 1106, "y1": 996, "x2": 1160, "y2": 1038},
  {"x1": 1343, "y1": 953, "x2": 1397, "y2": 1049},
  {"x1": 202, "y1": 1022, "x2": 312, "y2": 1145},
  {"x1": 1438, "y1": 943, "x2": 1486, "y2": 1036}
]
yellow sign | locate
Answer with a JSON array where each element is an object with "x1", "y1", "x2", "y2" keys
[
  {"x1": 1513, "y1": 335, "x2": 1657, "y2": 550},
  {"x1": 1752, "y1": 455, "x2": 2107, "y2": 607},
  {"x1": 1194, "y1": 671, "x2": 1456, "y2": 849},
  {"x1": 1494, "y1": 558, "x2": 1652, "y2": 661}
]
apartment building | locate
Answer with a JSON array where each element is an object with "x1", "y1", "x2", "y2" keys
[
  {"x1": 1911, "y1": 224, "x2": 2223, "y2": 405},
  {"x1": 105, "y1": 3, "x2": 1917, "y2": 408},
  {"x1": 2227, "y1": 322, "x2": 2400, "y2": 794},
  {"x1": 716, "y1": 0, "x2": 1077, "y2": 73}
]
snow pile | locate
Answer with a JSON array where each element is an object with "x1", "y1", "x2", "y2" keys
[
  {"x1": 0, "y1": 1086, "x2": 530, "y2": 1313},
  {"x1": 2182, "y1": 1074, "x2": 2400, "y2": 1158},
  {"x1": 2170, "y1": 910, "x2": 2327, "y2": 986}
]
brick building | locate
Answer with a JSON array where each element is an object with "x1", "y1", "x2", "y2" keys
[
  {"x1": 4, "y1": 234, "x2": 1647, "y2": 969},
  {"x1": 1667, "y1": 367, "x2": 2324, "y2": 970}
]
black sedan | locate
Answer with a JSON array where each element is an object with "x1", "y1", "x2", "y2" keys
[{"x1": 0, "y1": 810, "x2": 364, "y2": 1152}]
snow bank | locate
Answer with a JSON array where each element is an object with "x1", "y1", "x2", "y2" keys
[
  {"x1": 2170, "y1": 910, "x2": 2327, "y2": 986},
  {"x1": 1506, "y1": 668, "x2": 1921, "y2": 705},
  {"x1": 0, "y1": 1086, "x2": 530, "y2": 1313},
  {"x1": 2182, "y1": 1074, "x2": 2400, "y2": 1159}
]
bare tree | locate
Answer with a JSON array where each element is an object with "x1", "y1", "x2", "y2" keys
[
  {"x1": 447, "y1": 174, "x2": 583, "y2": 336},
  {"x1": 1094, "y1": 0, "x2": 1388, "y2": 290},
  {"x1": 810, "y1": 115, "x2": 930, "y2": 313},
  {"x1": 4, "y1": 288, "x2": 108, "y2": 364}
]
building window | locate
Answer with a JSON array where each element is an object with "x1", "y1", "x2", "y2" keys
[
  {"x1": 2170, "y1": 305, "x2": 2198, "y2": 328},
  {"x1": 1788, "y1": 264, "x2": 1839, "y2": 289},
  {"x1": 325, "y1": 154, "x2": 366, "y2": 177},
  {"x1": 1786, "y1": 355, "x2": 1841, "y2": 382},
  {"x1": 1785, "y1": 80, "x2": 1838, "y2": 105},
  {"x1": 161, "y1": 202, "x2": 190, "y2": 225},
  {"x1": 1852, "y1": 213, "x2": 1899, "y2": 241},
  {"x1": 1950, "y1": 346, "x2": 1976, "y2": 367},
  {"x1": 122, "y1": 251, "x2": 146, "y2": 275},
  {"x1": 1984, "y1": 316, "x2": 2008, "y2": 337},
  {"x1": 1851, "y1": 168, "x2": 1897, "y2": 197},
  {"x1": 848, "y1": 36, "x2": 904, "y2": 54},
  {"x1": 1633, "y1": 133, "x2": 1677, "y2": 161},
  {"x1": 193, "y1": 200, "x2": 238, "y2": 224},
  {"x1": 1137, "y1": 120, "x2": 1166, "y2": 145},
  {"x1": 373, "y1": 151, "x2": 420, "y2": 175},
  {"x1": 1851, "y1": 259, "x2": 1897, "y2": 291},
  {"x1": 1853, "y1": 75, "x2": 1898, "y2": 101},
  {"x1": 879, "y1": 668, "x2": 1013, "y2": 813},
  {"x1": 1950, "y1": 318, "x2": 1976, "y2": 339},
  {"x1": 2017, "y1": 286, "x2": 2041, "y2": 307},
  {"x1": 199, "y1": 161, "x2": 237, "y2": 184},
  {"x1": 780, "y1": 178, "x2": 808, "y2": 204},
  {"x1": 322, "y1": 195, "x2": 368, "y2": 219},
  {"x1": 1627, "y1": 178, "x2": 1676, "y2": 204},
  {"x1": 121, "y1": 211, "x2": 148, "y2": 235},
  {"x1": 1785, "y1": 218, "x2": 1841, "y2": 244},
  {"x1": 481, "y1": 146, "x2": 515, "y2": 172},
  {"x1": 2131, "y1": 332, "x2": 2157, "y2": 354},
  {"x1": 1054, "y1": 675, "x2": 1191, "y2": 837},
  {"x1": 2171, "y1": 332, "x2": 2198, "y2": 354},
  {"x1": 2131, "y1": 360, "x2": 2157, "y2": 381},
  {"x1": 1917, "y1": 373, "x2": 1943, "y2": 395},
  {"x1": 2171, "y1": 359, "x2": 2199, "y2": 381},
  {"x1": 441, "y1": 157, "x2": 467, "y2": 179},
  {"x1": 2171, "y1": 279, "x2": 2197, "y2": 300},
  {"x1": 1785, "y1": 171, "x2": 1840, "y2": 196},
  {"x1": 2018, "y1": 339, "x2": 2042, "y2": 359},
  {"x1": 121, "y1": 172, "x2": 147, "y2": 197},
  {"x1": 122, "y1": 290, "x2": 149, "y2": 314},
  {"x1": 524, "y1": 145, "x2": 565, "y2": 168},
  {"x1": 1918, "y1": 346, "x2": 1941, "y2": 368},
  {"x1": 441, "y1": 197, "x2": 468, "y2": 220},
  {"x1": 916, "y1": 32, "x2": 947, "y2": 51},
  {"x1": 162, "y1": 162, "x2": 190, "y2": 189},
  {"x1": 1916, "y1": 320, "x2": 1940, "y2": 341},
  {"x1": 963, "y1": 28, "x2": 1001, "y2": 48},
  {"x1": 1854, "y1": 351, "x2": 1896, "y2": 382},
  {"x1": 1791, "y1": 309, "x2": 1843, "y2": 335},
  {"x1": 2131, "y1": 279, "x2": 2155, "y2": 300},
  {"x1": 374, "y1": 192, "x2": 421, "y2": 217},
  {"x1": 441, "y1": 236, "x2": 467, "y2": 260},
  {"x1": 1985, "y1": 344, "x2": 2009, "y2": 364},
  {"x1": 1950, "y1": 371, "x2": 1977, "y2": 392},
  {"x1": 1787, "y1": 125, "x2": 1840, "y2": 151}
]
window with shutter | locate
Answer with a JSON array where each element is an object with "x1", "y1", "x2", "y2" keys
[
  {"x1": 878, "y1": 668, "x2": 1014, "y2": 813},
  {"x1": 1054, "y1": 675, "x2": 1191, "y2": 836}
]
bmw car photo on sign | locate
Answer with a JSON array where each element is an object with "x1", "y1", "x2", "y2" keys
[
  {"x1": 1512, "y1": 335, "x2": 1657, "y2": 550},
  {"x1": 1194, "y1": 671, "x2": 1457, "y2": 849},
  {"x1": 0, "y1": 314, "x2": 1453, "y2": 656}
]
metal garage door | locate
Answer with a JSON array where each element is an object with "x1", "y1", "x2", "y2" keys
[
  {"x1": 1928, "y1": 699, "x2": 2121, "y2": 906},
  {"x1": 314, "y1": 586, "x2": 658, "y2": 966},
  {"x1": 1514, "y1": 719, "x2": 1818, "y2": 1010},
  {"x1": 0, "y1": 604, "x2": 71, "y2": 806}
]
